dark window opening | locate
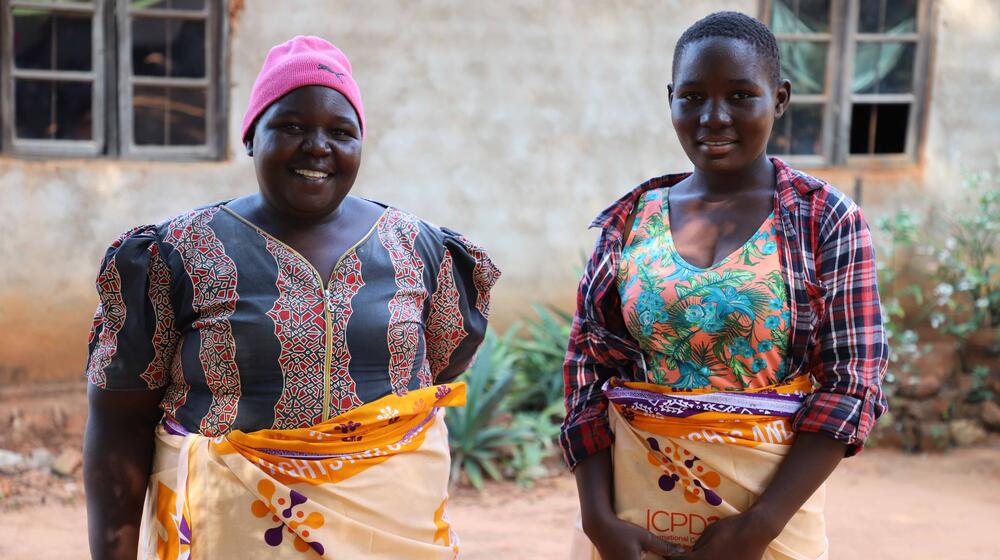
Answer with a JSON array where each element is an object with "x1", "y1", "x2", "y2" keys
[{"x1": 849, "y1": 103, "x2": 909, "y2": 154}]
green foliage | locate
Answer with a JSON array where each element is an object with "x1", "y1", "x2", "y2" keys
[
  {"x1": 447, "y1": 304, "x2": 574, "y2": 489},
  {"x1": 446, "y1": 330, "x2": 529, "y2": 489},
  {"x1": 508, "y1": 305, "x2": 573, "y2": 413},
  {"x1": 930, "y1": 172, "x2": 1000, "y2": 337},
  {"x1": 875, "y1": 170, "x2": 1000, "y2": 395}
]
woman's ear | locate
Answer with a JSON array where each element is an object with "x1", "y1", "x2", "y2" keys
[
  {"x1": 244, "y1": 140, "x2": 253, "y2": 157},
  {"x1": 774, "y1": 79, "x2": 792, "y2": 119},
  {"x1": 667, "y1": 83, "x2": 675, "y2": 104}
]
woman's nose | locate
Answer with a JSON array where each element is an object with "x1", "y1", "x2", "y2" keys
[
  {"x1": 301, "y1": 130, "x2": 333, "y2": 156},
  {"x1": 700, "y1": 100, "x2": 733, "y2": 128}
]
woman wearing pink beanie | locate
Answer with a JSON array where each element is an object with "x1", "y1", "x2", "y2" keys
[{"x1": 84, "y1": 35, "x2": 498, "y2": 559}]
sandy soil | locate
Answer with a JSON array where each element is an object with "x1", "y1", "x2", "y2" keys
[{"x1": 2, "y1": 446, "x2": 999, "y2": 559}]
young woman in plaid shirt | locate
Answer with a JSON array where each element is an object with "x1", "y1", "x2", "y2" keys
[{"x1": 563, "y1": 12, "x2": 887, "y2": 560}]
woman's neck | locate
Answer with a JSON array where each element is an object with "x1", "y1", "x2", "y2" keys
[{"x1": 684, "y1": 155, "x2": 775, "y2": 200}]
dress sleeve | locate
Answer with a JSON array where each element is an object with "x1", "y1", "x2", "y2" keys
[
  {"x1": 85, "y1": 225, "x2": 180, "y2": 391},
  {"x1": 791, "y1": 207, "x2": 889, "y2": 455},
  {"x1": 424, "y1": 229, "x2": 501, "y2": 383}
]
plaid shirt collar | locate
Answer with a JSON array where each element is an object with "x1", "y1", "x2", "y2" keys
[{"x1": 589, "y1": 157, "x2": 821, "y2": 236}]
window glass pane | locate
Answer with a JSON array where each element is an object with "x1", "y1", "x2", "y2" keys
[
  {"x1": 852, "y1": 42, "x2": 916, "y2": 94},
  {"x1": 768, "y1": 103, "x2": 824, "y2": 156},
  {"x1": 884, "y1": 0, "x2": 918, "y2": 34},
  {"x1": 132, "y1": 17, "x2": 206, "y2": 77},
  {"x1": 850, "y1": 103, "x2": 909, "y2": 154},
  {"x1": 798, "y1": 0, "x2": 831, "y2": 32},
  {"x1": 130, "y1": 0, "x2": 205, "y2": 9},
  {"x1": 14, "y1": 11, "x2": 92, "y2": 71},
  {"x1": 788, "y1": 104, "x2": 824, "y2": 154},
  {"x1": 134, "y1": 86, "x2": 166, "y2": 145},
  {"x1": 134, "y1": 86, "x2": 207, "y2": 146},
  {"x1": 772, "y1": 0, "x2": 831, "y2": 33},
  {"x1": 15, "y1": 79, "x2": 92, "y2": 140},
  {"x1": 779, "y1": 41, "x2": 828, "y2": 94},
  {"x1": 170, "y1": 19, "x2": 206, "y2": 77},
  {"x1": 858, "y1": 0, "x2": 881, "y2": 33},
  {"x1": 859, "y1": 0, "x2": 917, "y2": 34},
  {"x1": 131, "y1": 18, "x2": 166, "y2": 76},
  {"x1": 169, "y1": 88, "x2": 207, "y2": 145}
]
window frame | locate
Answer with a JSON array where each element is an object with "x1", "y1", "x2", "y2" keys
[
  {"x1": 0, "y1": 0, "x2": 227, "y2": 160},
  {"x1": 761, "y1": 0, "x2": 935, "y2": 168},
  {"x1": 117, "y1": 0, "x2": 223, "y2": 160},
  {"x1": 0, "y1": 0, "x2": 106, "y2": 158}
]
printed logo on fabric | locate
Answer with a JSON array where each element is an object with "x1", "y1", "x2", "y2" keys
[{"x1": 317, "y1": 64, "x2": 345, "y2": 81}]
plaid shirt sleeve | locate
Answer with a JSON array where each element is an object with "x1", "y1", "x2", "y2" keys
[
  {"x1": 558, "y1": 238, "x2": 630, "y2": 471},
  {"x1": 792, "y1": 205, "x2": 889, "y2": 455}
]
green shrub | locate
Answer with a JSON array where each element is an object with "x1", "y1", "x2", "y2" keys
[
  {"x1": 508, "y1": 304, "x2": 573, "y2": 414},
  {"x1": 446, "y1": 330, "x2": 529, "y2": 489}
]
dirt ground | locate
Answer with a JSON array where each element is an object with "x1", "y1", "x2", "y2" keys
[{"x1": 2, "y1": 387, "x2": 1000, "y2": 559}]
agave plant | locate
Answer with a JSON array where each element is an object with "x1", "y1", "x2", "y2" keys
[
  {"x1": 446, "y1": 330, "x2": 529, "y2": 489},
  {"x1": 508, "y1": 304, "x2": 573, "y2": 414}
]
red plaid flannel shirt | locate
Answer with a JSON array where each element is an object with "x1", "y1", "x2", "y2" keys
[{"x1": 559, "y1": 158, "x2": 889, "y2": 470}]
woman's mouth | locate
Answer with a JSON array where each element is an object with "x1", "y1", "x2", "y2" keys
[
  {"x1": 292, "y1": 168, "x2": 331, "y2": 181},
  {"x1": 698, "y1": 138, "x2": 737, "y2": 156}
]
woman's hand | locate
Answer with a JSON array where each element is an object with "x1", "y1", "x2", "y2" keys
[
  {"x1": 673, "y1": 431, "x2": 848, "y2": 560},
  {"x1": 584, "y1": 512, "x2": 688, "y2": 559},
  {"x1": 673, "y1": 510, "x2": 776, "y2": 560},
  {"x1": 574, "y1": 448, "x2": 688, "y2": 559}
]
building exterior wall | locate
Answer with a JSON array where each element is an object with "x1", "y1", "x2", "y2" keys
[{"x1": 0, "y1": 0, "x2": 997, "y2": 384}]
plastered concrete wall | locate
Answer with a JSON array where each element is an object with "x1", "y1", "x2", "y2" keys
[{"x1": 0, "y1": 0, "x2": 997, "y2": 384}]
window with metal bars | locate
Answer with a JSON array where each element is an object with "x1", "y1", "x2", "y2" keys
[{"x1": 0, "y1": 0, "x2": 226, "y2": 159}]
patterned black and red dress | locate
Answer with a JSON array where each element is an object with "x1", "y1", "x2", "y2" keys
[{"x1": 85, "y1": 201, "x2": 500, "y2": 436}]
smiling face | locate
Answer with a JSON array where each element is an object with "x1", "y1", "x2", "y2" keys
[
  {"x1": 247, "y1": 85, "x2": 362, "y2": 221},
  {"x1": 669, "y1": 37, "x2": 790, "y2": 175}
]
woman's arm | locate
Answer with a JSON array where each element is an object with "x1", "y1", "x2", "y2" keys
[
  {"x1": 576, "y1": 448, "x2": 684, "y2": 559},
  {"x1": 675, "y1": 432, "x2": 844, "y2": 559},
  {"x1": 84, "y1": 385, "x2": 165, "y2": 560}
]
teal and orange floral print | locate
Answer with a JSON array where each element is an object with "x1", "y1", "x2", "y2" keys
[{"x1": 618, "y1": 189, "x2": 791, "y2": 390}]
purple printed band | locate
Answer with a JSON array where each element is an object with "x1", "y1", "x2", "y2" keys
[
  {"x1": 604, "y1": 381, "x2": 806, "y2": 419},
  {"x1": 163, "y1": 416, "x2": 190, "y2": 436},
  {"x1": 160, "y1": 408, "x2": 439, "y2": 459}
]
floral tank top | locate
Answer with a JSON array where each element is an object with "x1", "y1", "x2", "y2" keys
[{"x1": 617, "y1": 189, "x2": 792, "y2": 390}]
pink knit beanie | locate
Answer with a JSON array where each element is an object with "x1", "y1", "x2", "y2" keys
[{"x1": 241, "y1": 35, "x2": 365, "y2": 143}]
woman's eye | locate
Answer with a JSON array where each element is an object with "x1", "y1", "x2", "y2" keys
[
  {"x1": 732, "y1": 92, "x2": 753, "y2": 100},
  {"x1": 282, "y1": 123, "x2": 303, "y2": 132},
  {"x1": 682, "y1": 93, "x2": 703, "y2": 101}
]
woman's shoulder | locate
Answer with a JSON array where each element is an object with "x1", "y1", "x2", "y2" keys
[
  {"x1": 365, "y1": 200, "x2": 485, "y2": 250},
  {"x1": 368, "y1": 201, "x2": 498, "y2": 279},
  {"x1": 777, "y1": 160, "x2": 860, "y2": 221},
  {"x1": 780, "y1": 168, "x2": 867, "y2": 247},
  {"x1": 593, "y1": 173, "x2": 689, "y2": 228},
  {"x1": 101, "y1": 201, "x2": 233, "y2": 258}
]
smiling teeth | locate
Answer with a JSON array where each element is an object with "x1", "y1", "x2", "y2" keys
[{"x1": 294, "y1": 169, "x2": 329, "y2": 179}]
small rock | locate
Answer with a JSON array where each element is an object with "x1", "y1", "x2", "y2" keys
[
  {"x1": 52, "y1": 449, "x2": 83, "y2": 477},
  {"x1": 26, "y1": 448, "x2": 55, "y2": 470},
  {"x1": 870, "y1": 423, "x2": 904, "y2": 449},
  {"x1": 919, "y1": 421, "x2": 951, "y2": 452},
  {"x1": 0, "y1": 449, "x2": 25, "y2": 475},
  {"x1": 949, "y1": 419, "x2": 987, "y2": 446},
  {"x1": 981, "y1": 400, "x2": 1000, "y2": 431}
]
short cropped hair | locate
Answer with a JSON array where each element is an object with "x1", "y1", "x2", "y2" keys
[{"x1": 673, "y1": 11, "x2": 782, "y2": 84}]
